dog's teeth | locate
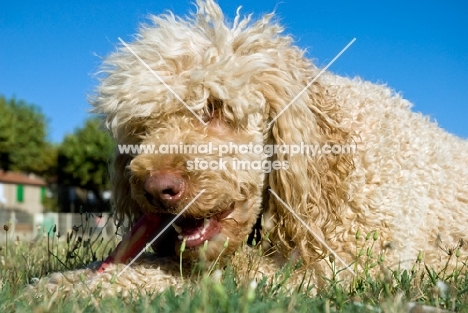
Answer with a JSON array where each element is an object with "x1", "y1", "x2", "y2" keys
[
  {"x1": 203, "y1": 218, "x2": 210, "y2": 228},
  {"x1": 187, "y1": 233, "x2": 201, "y2": 241},
  {"x1": 172, "y1": 223, "x2": 182, "y2": 234},
  {"x1": 178, "y1": 235, "x2": 183, "y2": 240}
]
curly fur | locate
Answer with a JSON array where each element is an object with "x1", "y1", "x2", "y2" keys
[{"x1": 38, "y1": 0, "x2": 468, "y2": 294}]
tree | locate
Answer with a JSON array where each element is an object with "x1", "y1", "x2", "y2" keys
[
  {"x1": 0, "y1": 98, "x2": 15, "y2": 167},
  {"x1": 57, "y1": 118, "x2": 115, "y2": 202},
  {"x1": 0, "y1": 96, "x2": 50, "y2": 175}
]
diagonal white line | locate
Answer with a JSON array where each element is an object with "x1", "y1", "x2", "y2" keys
[
  {"x1": 269, "y1": 189, "x2": 355, "y2": 276},
  {"x1": 116, "y1": 189, "x2": 206, "y2": 277},
  {"x1": 118, "y1": 37, "x2": 207, "y2": 126},
  {"x1": 268, "y1": 38, "x2": 356, "y2": 128}
]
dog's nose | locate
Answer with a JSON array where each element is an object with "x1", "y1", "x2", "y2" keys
[{"x1": 144, "y1": 171, "x2": 185, "y2": 208}]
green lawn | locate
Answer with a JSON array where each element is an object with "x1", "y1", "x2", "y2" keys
[{"x1": 1, "y1": 214, "x2": 467, "y2": 312}]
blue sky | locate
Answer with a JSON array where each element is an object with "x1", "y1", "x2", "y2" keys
[{"x1": 1, "y1": 0, "x2": 467, "y2": 143}]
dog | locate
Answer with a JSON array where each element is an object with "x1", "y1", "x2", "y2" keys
[{"x1": 36, "y1": 0, "x2": 468, "y2": 295}]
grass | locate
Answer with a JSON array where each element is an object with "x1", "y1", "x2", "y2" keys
[{"x1": 1, "y1": 214, "x2": 468, "y2": 312}]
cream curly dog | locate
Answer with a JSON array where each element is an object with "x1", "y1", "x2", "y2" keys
[{"x1": 39, "y1": 0, "x2": 468, "y2": 294}]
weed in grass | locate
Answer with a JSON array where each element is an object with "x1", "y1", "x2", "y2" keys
[
  {"x1": 179, "y1": 237, "x2": 186, "y2": 282},
  {"x1": 208, "y1": 237, "x2": 230, "y2": 275},
  {"x1": 3, "y1": 223, "x2": 9, "y2": 259}
]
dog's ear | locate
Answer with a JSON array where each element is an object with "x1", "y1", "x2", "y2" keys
[
  {"x1": 110, "y1": 152, "x2": 142, "y2": 230},
  {"x1": 263, "y1": 70, "x2": 354, "y2": 264}
]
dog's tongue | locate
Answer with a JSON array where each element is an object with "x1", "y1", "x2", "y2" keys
[{"x1": 97, "y1": 214, "x2": 161, "y2": 273}]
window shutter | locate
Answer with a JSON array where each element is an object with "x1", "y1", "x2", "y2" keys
[
  {"x1": 17, "y1": 184, "x2": 24, "y2": 203},
  {"x1": 41, "y1": 187, "x2": 46, "y2": 203}
]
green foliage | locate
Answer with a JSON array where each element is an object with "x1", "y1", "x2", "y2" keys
[
  {"x1": 57, "y1": 118, "x2": 114, "y2": 197},
  {"x1": 0, "y1": 98, "x2": 15, "y2": 153},
  {"x1": 0, "y1": 94, "x2": 114, "y2": 211},
  {"x1": 0, "y1": 96, "x2": 51, "y2": 175},
  {"x1": 1, "y1": 227, "x2": 468, "y2": 312}
]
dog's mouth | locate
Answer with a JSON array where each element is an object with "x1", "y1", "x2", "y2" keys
[
  {"x1": 97, "y1": 203, "x2": 235, "y2": 272},
  {"x1": 172, "y1": 203, "x2": 234, "y2": 248}
]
